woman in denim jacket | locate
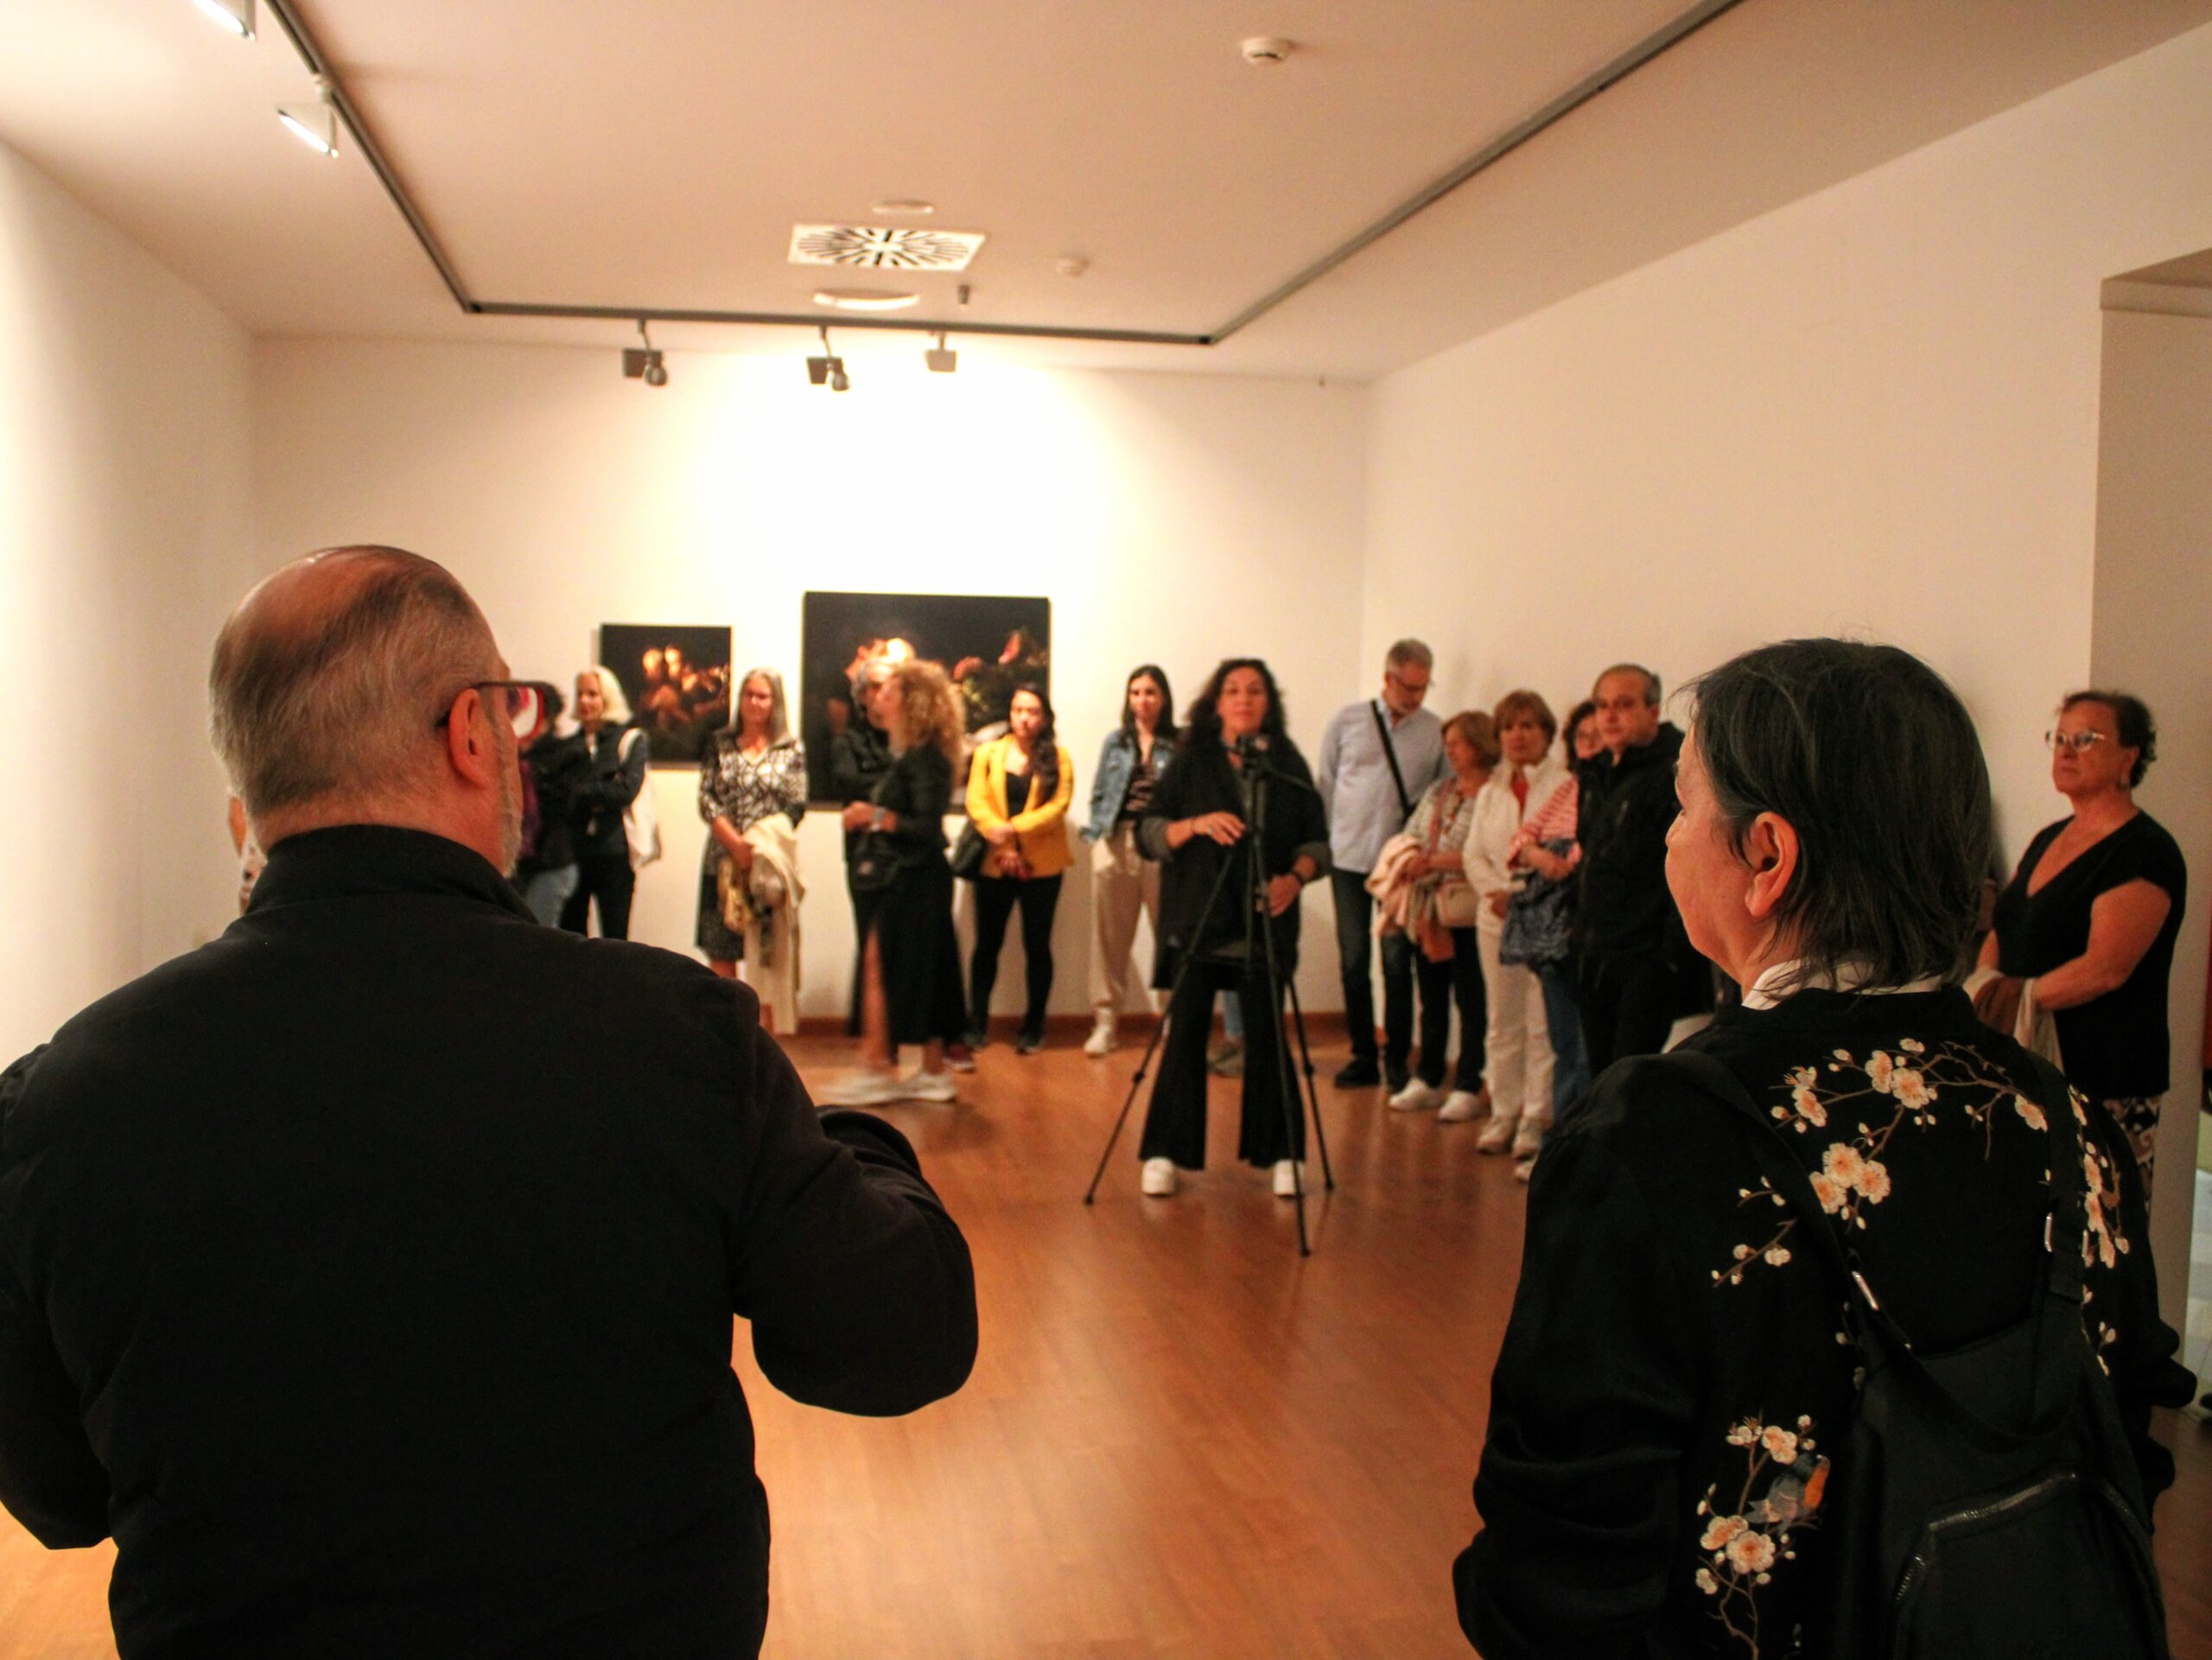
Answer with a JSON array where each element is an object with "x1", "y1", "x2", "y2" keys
[{"x1": 1081, "y1": 666, "x2": 1177, "y2": 1057}]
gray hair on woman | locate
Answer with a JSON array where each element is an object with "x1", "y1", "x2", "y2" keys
[
  {"x1": 735, "y1": 666, "x2": 791, "y2": 742},
  {"x1": 1686, "y1": 639, "x2": 1993, "y2": 989}
]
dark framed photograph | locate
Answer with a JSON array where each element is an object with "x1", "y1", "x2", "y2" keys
[
  {"x1": 800, "y1": 592, "x2": 1052, "y2": 802},
  {"x1": 595, "y1": 623, "x2": 734, "y2": 765}
]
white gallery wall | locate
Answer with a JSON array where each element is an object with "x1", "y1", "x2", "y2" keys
[
  {"x1": 2092, "y1": 304, "x2": 2212, "y2": 1333},
  {"x1": 252, "y1": 340, "x2": 1369, "y2": 1020},
  {"x1": 1360, "y1": 20, "x2": 2212, "y2": 1322},
  {"x1": 0, "y1": 140, "x2": 254, "y2": 1064}
]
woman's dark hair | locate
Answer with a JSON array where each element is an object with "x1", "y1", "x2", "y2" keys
[
  {"x1": 1009, "y1": 681, "x2": 1059, "y2": 802},
  {"x1": 2060, "y1": 690, "x2": 2157, "y2": 787},
  {"x1": 1561, "y1": 698, "x2": 1597, "y2": 758},
  {"x1": 1121, "y1": 665, "x2": 1179, "y2": 744},
  {"x1": 1181, "y1": 658, "x2": 1289, "y2": 752},
  {"x1": 1687, "y1": 639, "x2": 1993, "y2": 989}
]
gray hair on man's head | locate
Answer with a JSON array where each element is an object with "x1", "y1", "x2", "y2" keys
[
  {"x1": 209, "y1": 546, "x2": 496, "y2": 819},
  {"x1": 1385, "y1": 639, "x2": 1433, "y2": 673},
  {"x1": 1596, "y1": 662, "x2": 1662, "y2": 705}
]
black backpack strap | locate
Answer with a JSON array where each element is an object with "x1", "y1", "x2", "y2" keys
[{"x1": 1370, "y1": 701, "x2": 1414, "y2": 822}]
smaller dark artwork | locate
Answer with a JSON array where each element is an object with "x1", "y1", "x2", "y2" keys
[
  {"x1": 596, "y1": 623, "x2": 733, "y2": 765},
  {"x1": 800, "y1": 591, "x2": 1052, "y2": 802}
]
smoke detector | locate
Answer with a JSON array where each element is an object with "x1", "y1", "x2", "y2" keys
[{"x1": 1241, "y1": 36, "x2": 1294, "y2": 65}]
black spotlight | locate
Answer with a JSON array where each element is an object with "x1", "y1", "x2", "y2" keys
[
  {"x1": 622, "y1": 320, "x2": 667, "y2": 387},
  {"x1": 810, "y1": 327, "x2": 850, "y2": 392}
]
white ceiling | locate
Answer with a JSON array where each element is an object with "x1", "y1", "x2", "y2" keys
[{"x1": 4, "y1": 1, "x2": 2209, "y2": 379}]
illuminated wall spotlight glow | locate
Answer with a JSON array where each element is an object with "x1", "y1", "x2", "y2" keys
[
  {"x1": 191, "y1": 0, "x2": 256, "y2": 38},
  {"x1": 277, "y1": 79, "x2": 339, "y2": 157}
]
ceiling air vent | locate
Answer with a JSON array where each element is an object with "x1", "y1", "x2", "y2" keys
[{"x1": 788, "y1": 225, "x2": 986, "y2": 271}]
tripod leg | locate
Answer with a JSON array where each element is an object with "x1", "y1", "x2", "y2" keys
[
  {"x1": 1253, "y1": 908, "x2": 1311, "y2": 1257},
  {"x1": 1084, "y1": 844, "x2": 1243, "y2": 1204},
  {"x1": 1285, "y1": 976, "x2": 1335, "y2": 1193}
]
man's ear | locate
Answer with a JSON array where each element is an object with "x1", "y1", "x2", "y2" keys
[
  {"x1": 443, "y1": 689, "x2": 500, "y2": 789},
  {"x1": 1743, "y1": 812, "x2": 1800, "y2": 922}
]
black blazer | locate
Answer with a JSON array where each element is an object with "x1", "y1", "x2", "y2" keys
[{"x1": 0, "y1": 825, "x2": 976, "y2": 1659}]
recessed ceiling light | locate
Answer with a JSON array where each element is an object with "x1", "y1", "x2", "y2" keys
[
  {"x1": 192, "y1": 0, "x2": 256, "y2": 38},
  {"x1": 278, "y1": 83, "x2": 340, "y2": 158},
  {"x1": 812, "y1": 289, "x2": 921, "y2": 313},
  {"x1": 870, "y1": 199, "x2": 937, "y2": 219}
]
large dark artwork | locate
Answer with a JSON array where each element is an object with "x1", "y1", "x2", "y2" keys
[
  {"x1": 800, "y1": 591, "x2": 1052, "y2": 803},
  {"x1": 596, "y1": 623, "x2": 733, "y2": 765}
]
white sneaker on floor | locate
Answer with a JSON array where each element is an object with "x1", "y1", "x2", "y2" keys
[
  {"x1": 1387, "y1": 1078, "x2": 1446, "y2": 1112},
  {"x1": 1510, "y1": 1120, "x2": 1548, "y2": 1160},
  {"x1": 819, "y1": 1070, "x2": 902, "y2": 1108},
  {"x1": 1475, "y1": 1113, "x2": 1519, "y2": 1154},
  {"x1": 1141, "y1": 1157, "x2": 1179, "y2": 1197},
  {"x1": 1083, "y1": 1014, "x2": 1117, "y2": 1058},
  {"x1": 1438, "y1": 1090, "x2": 1487, "y2": 1123},
  {"x1": 1272, "y1": 1159, "x2": 1304, "y2": 1198},
  {"x1": 894, "y1": 1069, "x2": 957, "y2": 1103},
  {"x1": 1513, "y1": 1153, "x2": 1537, "y2": 1184}
]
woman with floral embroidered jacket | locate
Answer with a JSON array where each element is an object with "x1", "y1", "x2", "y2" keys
[{"x1": 1456, "y1": 639, "x2": 2190, "y2": 1660}]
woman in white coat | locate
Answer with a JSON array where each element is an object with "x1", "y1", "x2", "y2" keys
[{"x1": 1462, "y1": 690, "x2": 1573, "y2": 1153}]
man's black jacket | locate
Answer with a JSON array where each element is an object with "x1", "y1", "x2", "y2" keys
[
  {"x1": 1573, "y1": 721, "x2": 1688, "y2": 961},
  {"x1": 0, "y1": 825, "x2": 977, "y2": 1659}
]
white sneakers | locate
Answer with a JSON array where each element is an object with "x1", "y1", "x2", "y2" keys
[
  {"x1": 1475, "y1": 1113, "x2": 1519, "y2": 1154},
  {"x1": 1083, "y1": 1013, "x2": 1117, "y2": 1058},
  {"x1": 1141, "y1": 1157, "x2": 1179, "y2": 1196},
  {"x1": 1510, "y1": 1117, "x2": 1547, "y2": 1160},
  {"x1": 1387, "y1": 1078, "x2": 1445, "y2": 1112},
  {"x1": 1272, "y1": 1159, "x2": 1302, "y2": 1198},
  {"x1": 898, "y1": 1069, "x2": 957, "y2": 1103},
  {"x1": 1438, "y1": 1090, "x2": 1487, "y2": 1123}
]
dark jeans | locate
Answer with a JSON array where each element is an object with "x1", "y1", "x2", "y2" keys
[
  {"x1": 1537, "y1": 961, "x2": 1592, "y2": 1128},
  {"x1": 1141, "y1": 957, "x2": 1302, "y2": 1170},
  {"x1": 1413, "y1": 927, "x2": 1486, "y2": 1091},
  {"x1": 969, "y1": 874, "x2": 1063, "y2": 1038},
  {"x1": 1332, "y1": 869, "x2": 1413, "y2": 1065},
  {"x1": 1574, "y1": 951, "x2": 1675, "y2": 1078},
  {"x1": 560, "y1": 851, "x2": 635, "y2": 939}
]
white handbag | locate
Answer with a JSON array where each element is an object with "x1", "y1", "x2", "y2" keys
[{"x1": 619, "y1": 728, "x2": 661, "y2": 870}]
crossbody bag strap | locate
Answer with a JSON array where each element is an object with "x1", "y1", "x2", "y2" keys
[{"x1": 1370, "y1": 701, "x2": 1413, "y2": 821}]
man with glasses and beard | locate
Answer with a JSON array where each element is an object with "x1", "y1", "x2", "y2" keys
[{"x1": 0, "y1": 546, "x2": 976, "y2": 1659}]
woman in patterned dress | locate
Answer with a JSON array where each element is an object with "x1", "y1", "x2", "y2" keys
[{"x1": 696, "y1": 669, "x2": 805, "y2": 1024}]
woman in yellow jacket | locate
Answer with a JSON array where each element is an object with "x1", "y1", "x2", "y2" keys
[{"x1": 964, "y1": 684, "x2": 1076, "y2": 1053}]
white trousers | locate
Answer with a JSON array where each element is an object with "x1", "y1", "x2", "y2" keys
[
  {"x1": 1090, "y1": 822, "x2": 1162, "y2": 1014},
  {"x1": 1478, "y1": 925, "x2": 1553, "y2": 1127}
]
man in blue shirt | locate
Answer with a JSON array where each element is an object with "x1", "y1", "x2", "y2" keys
[{"x1": 1316, "y1": 639, "x2": 1446, "y2": 1089}]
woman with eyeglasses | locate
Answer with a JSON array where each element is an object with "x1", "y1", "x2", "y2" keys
[
  {"x1": 559, "y1": 665, "x2": 652, "y2": 940},
  {"x1": 1971, "y1": 692, "x2": 2187, "y2": 1194}
]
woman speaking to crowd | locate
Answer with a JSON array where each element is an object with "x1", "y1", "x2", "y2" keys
[{"x1": 1134, "y1": 658, "x2": 1329, "y2": 1199}]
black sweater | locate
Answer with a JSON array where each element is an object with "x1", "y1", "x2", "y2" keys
[
  {"x1": 0, "y1": 826, "x2": 976, "y2": 1659},
  {"x1": 1575, "y1": 722, "x2": 1690, "y2": 961},
  {"x1": 1457, "y1": 986, "x2": 2190, "y2": 1660}
]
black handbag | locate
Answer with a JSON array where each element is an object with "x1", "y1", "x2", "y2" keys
[
  {"x1": 849, "y1": 830, "x2": 900, "y2": 894},
  {"x1": 1498, "y1": 836, "x2": 1574, "y2": 967},
  {"x1": 949, "y1": 822, "x2": 988, "y2": 881}
]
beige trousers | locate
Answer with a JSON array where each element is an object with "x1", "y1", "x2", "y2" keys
[
  {"x1": 1478, "y1": 924, "x2": 1554, "y2": 1127},
  {"x1": 1089, "y1": 822, "x2": 1162, "y2": 1015}
]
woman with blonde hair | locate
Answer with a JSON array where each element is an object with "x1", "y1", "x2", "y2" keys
[
  {"x1": 560, "y1": 664, "x2": 650, "y2": 939},
  {"x1": 696, "y1": 668, "x2": 807, "y2": 1029},
  {"x1": 826, "y1": 658, "x2": 969, "y2": 1103},
  {"x1": 1461, "y1": 689, "x2": 1575, "y2": 1152}
]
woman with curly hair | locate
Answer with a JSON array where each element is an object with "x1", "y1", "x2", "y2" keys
[
  {"x1": 825, "y1": 658, "x2": 969, "y2": 1104},
  {"x1": 1135, "y1": 658, "x2": 1330, "y2": 1199}
]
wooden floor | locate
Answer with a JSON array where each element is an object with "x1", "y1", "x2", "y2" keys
[{"x1": 3, "y1": 1029, "x2": 2209, "y2": 1658}]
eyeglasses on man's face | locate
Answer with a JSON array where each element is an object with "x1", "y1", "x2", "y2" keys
[
  {"x1": 436, "y1": 680, "x2": 551, "y2": 740},
  {"x1": 2044, "y1": 729, "x2": 2112, "y2": 754}
]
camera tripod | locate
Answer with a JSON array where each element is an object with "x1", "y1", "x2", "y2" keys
[{"x1": 1082, "y1": 739, "x2": 1336, "y2": 1256}]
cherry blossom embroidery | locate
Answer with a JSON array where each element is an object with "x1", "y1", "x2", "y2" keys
[{"x1": 1696, "y1": 1414, "x2": 1827, "y2": 1657}]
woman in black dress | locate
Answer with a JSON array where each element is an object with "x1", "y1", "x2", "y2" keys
[
  {"x1": 1973, "y1": 690, "x2": 2186, "y2": 1193},
  {"x1": 1135, "y1": 658, "x2": 1329, "y2": 1199},
  {"x1": 1458, "y1": 640, "x2": 2189, "y2": 1658},
  {"x1": 823, "y1": 658, "x2": 969, "y2": 1106}
]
